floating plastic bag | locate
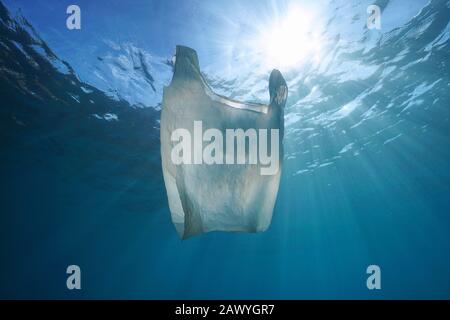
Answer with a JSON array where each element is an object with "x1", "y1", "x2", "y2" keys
[{"x1": 161, "y1": 46, "x2": 287, "y2": 239}]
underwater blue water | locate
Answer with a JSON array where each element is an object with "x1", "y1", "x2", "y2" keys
[{"x1": 0, "y1": 0, "x2": 449, "y2": 299}]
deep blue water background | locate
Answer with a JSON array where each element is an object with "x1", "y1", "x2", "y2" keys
[{"x1": 0, "y1": 0, "x2": 449, "y2": 299}]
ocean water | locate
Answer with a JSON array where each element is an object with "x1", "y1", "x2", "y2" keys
[{"x1": 0, "y1": 0, "x2": 449, "y2": 299}]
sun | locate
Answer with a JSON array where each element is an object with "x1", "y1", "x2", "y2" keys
[{"x1": 257, "y1": 6, "x2": 322, "y2": 69}]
